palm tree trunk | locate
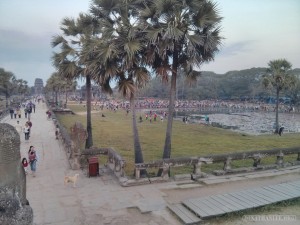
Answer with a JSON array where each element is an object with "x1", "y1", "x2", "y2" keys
[
  {"x1": 65, "y1": 89, "x2": 68, "y2": 107},
  {"x1": 131, "y1": 96, "x2": 144, "y2": 163},
  {"x1": 163, "y1": 48, "x2": 178, "y2": 159},
  {"x1": 275, "y1": 88, "x2": 280, "y2": 133},
  {"x1": 85, "y1": 74, "x2": 93, "y2": 149},
  {"x1": 130, "y1": 96, "x2": 146, "y2": 176},
  {"x1": 158, "y1": 48, "x2": 178, "y2": 176},
  {"x1": 163, "y1": 73, "x2": 176, "y2": 159}
]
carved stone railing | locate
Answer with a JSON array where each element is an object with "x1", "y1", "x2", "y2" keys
[
  {"x1": 134, "y1": 147, "x2": 300, "y2": 180},
  {"x1": 135, "y1": 157, "x2": 213, "y2": 180},
  {"x1": 205, "y1": 147, "x2": 300, "y2": 175}
]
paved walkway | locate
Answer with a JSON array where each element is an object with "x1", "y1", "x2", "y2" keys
[{"x1": 1, "y1": 101, "x2": 300, "y2": 225}]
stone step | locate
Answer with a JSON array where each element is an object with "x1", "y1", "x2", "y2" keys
[{"x1": 168, "y1": 203, "x2": 202, "y2": 225}]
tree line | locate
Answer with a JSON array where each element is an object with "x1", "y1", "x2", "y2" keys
[
  {"x1": 0, "y1": 68, "x2": 30, "y2": 108},
  {"x1": 139, "y1": 67, "x2": 300, "y2": 104}
]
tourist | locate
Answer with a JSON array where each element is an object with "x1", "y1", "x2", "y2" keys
[
  {"x1": 23, "y1": 122, "x2": 30, "y2": 141},
  {"x1": 46, "y1": 110, "x2": 52, "y2": 120},
  {"x1": 205, "y1": 115, "x2": 209, "y2": 125},
  {"x1": 160, "y1": 115, "x2": 164, "y2": 122},
  {"x1": 27, "y1": 119, "x2": 32, "y2": 137},
  {"x1": 16, "y1": 107, "x2": 21, "y2": 119},
  {"x1": 28, "y1": 146, "x2": 38, "y2": 177},
  {"x1": 24, "y1": 107, "x2": 28, "y2": 118},
  {"x1": 9, "y1": 107, "x2": 14, "y2": 119},
  {"x1": 21, "y1": 158, "x2": 29, "y2": 174},
  {"x1": 55, "y1": 124, "x2": 60, "y2": 140},
  {"x1": 27, "y1": 104, "x2": 32, "y2": 120},
  {"x1": 279, "y1": 126, "x2": 284, "y2": 136},
  {"x1": 15, "y1": 120, "x2": 23, "y2": 134},
  {"x1": 14, "y1": 108, "x2": 17, "y2": 119}
]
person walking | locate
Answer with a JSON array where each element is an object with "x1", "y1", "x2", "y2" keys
[
  {"x1": 28, "y1": 146, "x2": 37, "y2": 177},
  {"x1": 24, "y1": 107, "x2": 28, "y2": 119},
  {"x1": 23, "y1": 122, "x2": 30, "y2": 141},
  {"x1": 16, "y1": 107, "x2": 21, "y2": 119},
  {"x1": 27, "y1": 104, "x2": 32, "y2": 120},
  {"x1": 9, "y1": 107, "x2": 14, "y2": 119},
  {"x1": 55, "y1": 124, "x2": 60, "y2": 140},
  {"x1": 27, "y1": 119, "x2": 32, "y2": 137},
  {"x1": 14, "y1": 108, "x2": 17, "y2": 119}
]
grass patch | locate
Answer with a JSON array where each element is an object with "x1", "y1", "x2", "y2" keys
[{"x1": 56, "y1": 104, "x2": 300, "y2": 175}]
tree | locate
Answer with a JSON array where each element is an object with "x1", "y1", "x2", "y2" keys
[
  {"x1": 45, "y1": 72, "x2": 61, "y2": 105},
  {"x1": 139, "y1": 0, "x2": 223, "y2": 163},
  {"x1": 0, "y1": 68, "x2": 16, "y2": 108},
  {"x1": 51, "y1": 13, "x2": 99, "y2": 148},
  {"x1": 15, "y1": 79, "x2": 29, "y2": 97},
  {"x1": 87, "y1": 0, "x2": 151, "y2": 171},
  {"x1": 262, "y1": 59, "x2": 296, "y2": 133},
  {"x1": 286, "y1": 74, "x2": 300, "y2": 106}
]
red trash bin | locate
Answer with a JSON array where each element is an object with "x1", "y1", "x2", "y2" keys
[{"x1": 88, "y1": 157, "x2": 99, "y2": 177}]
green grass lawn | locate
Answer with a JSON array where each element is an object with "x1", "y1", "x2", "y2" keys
[{"x1": 56, "y1": 104, "x2": 300, "y2": 174}]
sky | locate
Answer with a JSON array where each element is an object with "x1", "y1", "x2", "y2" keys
[{"x1": 0, "y1": 0, "x2": 299, "y2": 87}]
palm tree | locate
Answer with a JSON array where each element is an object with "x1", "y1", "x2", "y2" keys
[
  {"x1": 263, "y1": 59, "x2": 296, "y2": 133},
  {"x1": 62, "y1": 78, "x2": 77, "y2": 107},
  {"x1": 45, "y1": 72, "x2": 61, "y2": 106},
  {"x1": 51, "y1": 13, "x2": 99, "y2": 148},
  {"x1": 138, "y1": 0, "x2": 223, "y2": 162},
  {"x1": 86, "y1": 0, "x2": 151, "y2": 170},
  {"x1": 15, "y1": 79, "x2": 29, "y2": 98},
  {"x1": 118, "y1": 70, "x2": 149, "y2": 168}
]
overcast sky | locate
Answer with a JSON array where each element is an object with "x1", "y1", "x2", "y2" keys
[{"x1": 0, "y1": 0, "x2": 299, "y2": 87}]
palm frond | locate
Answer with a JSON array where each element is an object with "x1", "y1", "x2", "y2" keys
[
  {"x1": 118, "y1": 79, "x2": 136, "y2": 98},
  {"x1": 51, "y1": 35, "x2": 67, "y2": 48}
]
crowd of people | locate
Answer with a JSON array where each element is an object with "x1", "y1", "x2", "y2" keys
[
  {"x1": 88, "y1": 98, "x2": 298, "y2": 114},
  {"x1": 8, "y1": 97, "x2": 44, "y2": 177}
]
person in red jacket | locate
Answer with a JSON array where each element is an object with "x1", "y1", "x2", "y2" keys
[{"x1": 21, "y1": 157, "x2": 29, "y2": 174}]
